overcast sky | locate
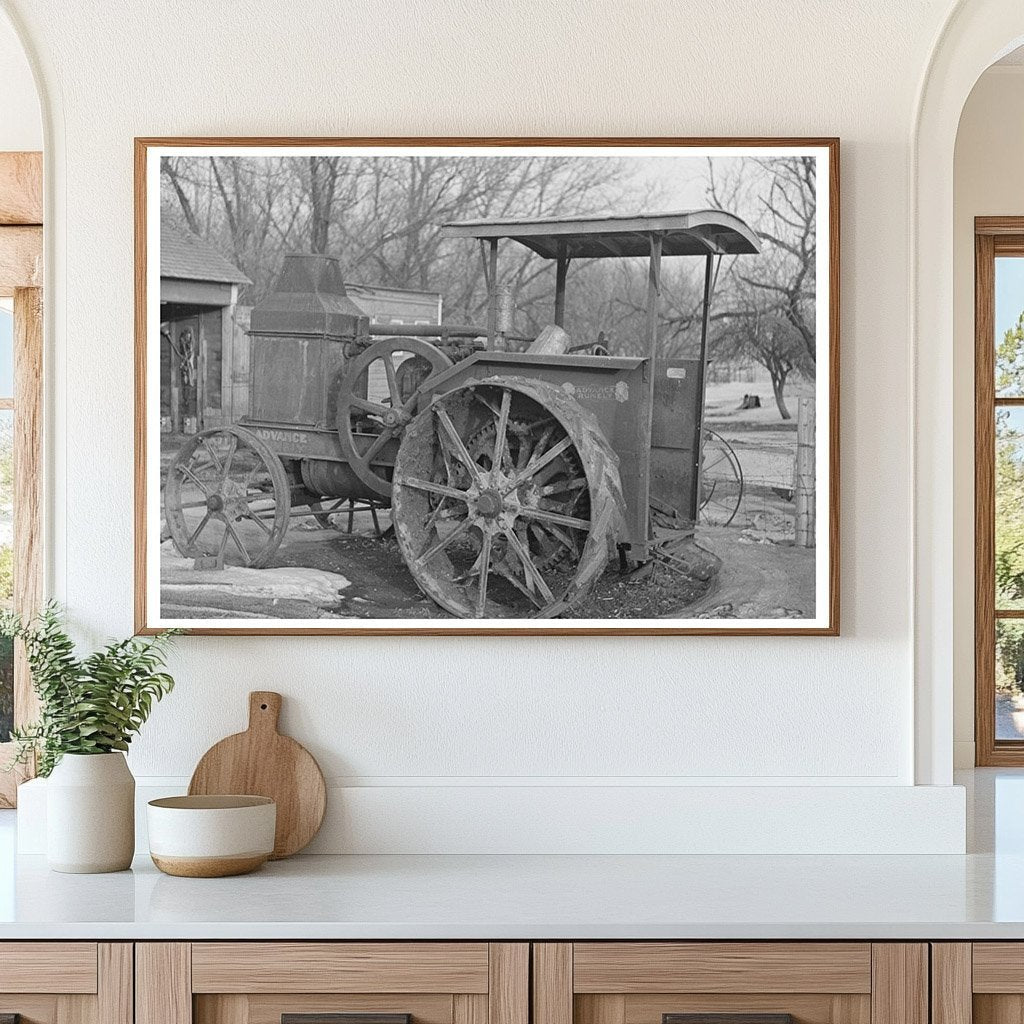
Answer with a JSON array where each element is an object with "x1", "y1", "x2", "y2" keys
[{"x1": 998, "y1": 257, "x2": 1024, "y2": 342}]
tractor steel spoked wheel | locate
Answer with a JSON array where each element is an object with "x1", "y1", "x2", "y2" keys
[
  {"x1": 164, "y1": 426, "x2": 291, "y2": 568},
  {"x1": 337, "y1": 337, "x2": 453, "y2": 499},
  {"x1": 392, "y1": 378, "x2": 625, "y2": 619},
  {"x1": 699, "y1": 428, "x2": 744, "y2": 527}
]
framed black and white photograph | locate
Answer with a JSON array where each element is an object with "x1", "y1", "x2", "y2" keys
[{"x1": 135, "y1": 138, "x2": 838, "y2": 635}]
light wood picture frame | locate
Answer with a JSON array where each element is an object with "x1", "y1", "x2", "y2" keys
[{"x1": 135, "y1": 137, "x2": 839, "y2": 636}]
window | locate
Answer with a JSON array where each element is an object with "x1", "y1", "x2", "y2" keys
[
  {"x1": 976, "y1": 220, "x2": 1024, "y2": 764},
  {"x1": 0, "y1": 305, "x2": 11, "y2": 745},
  {"x1": 0, "y1": 152, "x2": 42, "y2": 806},
  {"x1": 0, "y1": 290, "x2": 41, "y2": 805}
]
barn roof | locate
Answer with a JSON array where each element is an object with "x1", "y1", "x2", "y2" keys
[
  {"x1": 161, "y1": 224, "x2": 251, "y2": 285},
  {"x1": 441, "y1": 209, "x2": 760, "y2": 259}
]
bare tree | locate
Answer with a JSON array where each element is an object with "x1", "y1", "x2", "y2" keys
[
  {"x1": 717, "y1": 304, "x2": 801, "y2": 419},
  {"x1": 162, "y1": 156, "x2": 358, "y2": 301},
  {"x1": 307, "y1": 156, "x2": 341, "y2": 254},
  {"x1": 158, "y1": 151, "x2": 815, "y2": 388},
  {"x1": 161, "y1": 158, "x2": 201, "y2": 235},
  {"x1": 696, "y1": 155, "x2": 817, "y2": 417},
  {"x1": 739, "y1": 157, "x2": 816, "y2": 366}
]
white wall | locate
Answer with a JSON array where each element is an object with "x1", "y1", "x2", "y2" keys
[
  {"x1": 0, "y1": 0, "x2": 973, "y2": 852},
  {"x1": 952, "y1": 65, "x2": 1024, "y2": 767},
  {"x1": 0, "y1": 8, "x2": 39, "y2": 152}
]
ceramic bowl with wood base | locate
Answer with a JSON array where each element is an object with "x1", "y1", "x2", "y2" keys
[{"x1": 147, "y1": 795, "x2": 276, "y2": 877}]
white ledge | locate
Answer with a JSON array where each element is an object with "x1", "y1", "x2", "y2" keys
[{"x1": 16, "y1": 777, "x2": 968, "y2": 857}]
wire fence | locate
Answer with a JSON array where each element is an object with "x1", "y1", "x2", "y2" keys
[
  {"x1": 702, "y1": 396, "x2": 815, "y2": 547},
  {"x1": 700, "y1": 430, "x2": 798, "y2": 539}
]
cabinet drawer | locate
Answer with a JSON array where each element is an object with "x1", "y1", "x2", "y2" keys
[
  {"x1": 973, "y1": 944, "x2": 1024, "y2": 992},
  {"x1": 0, "y1": 943, "x2": 130, "y2": 1024},
  {"x1": 572, "y1": 944, "x2": 872, "y2": 994},
  {"x1": 0, "y1": 942, "x2": 98, "y2": 994},
  {"x1": 191, "y1": 943, "x2": 491, "y2": 994},
  {"x1": 139, "y1": 943, "x2": 528, "y2": 1024},
  {"x1": 534, "y1": 944, "x2": 926, "y2": 1024}
]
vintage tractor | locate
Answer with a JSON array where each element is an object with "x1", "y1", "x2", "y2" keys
[{"x1": 163, "y1": 210, "x2": 760, "y2": 618}]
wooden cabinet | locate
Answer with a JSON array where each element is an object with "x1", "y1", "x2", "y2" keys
[
  {"x1": 136, "y1": 944, "x2": 528, "y2": 1024},
  {"x1": 532, "y1": 944, "x2": 928, "y2": 1024},
  {"x1": 0, "y1": 938, "x2": 950, "y2": 1024},
  {"x1": 932, "y1": 943, "x2": 1024, "y2": 1024},
  {"x1": 0, "y1": 943, "x2": 132, "y2": 1024}
]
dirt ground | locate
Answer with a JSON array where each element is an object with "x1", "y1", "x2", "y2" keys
[
  {"x1": 160, "y1": 507, "x2": 815, "y2": 621},
  {"x1": 703, "y1": 379, "x2": 813, "y2": 544},
  {"x1": 160, "y1": 517, "x2": 716, "y2": 620}
]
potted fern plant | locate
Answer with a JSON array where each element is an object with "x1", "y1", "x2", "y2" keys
[{"x1": 2, "y1": 604, "x2": 178, "y2": 873}]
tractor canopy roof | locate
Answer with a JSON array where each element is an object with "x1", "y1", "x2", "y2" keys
[{"x1": 441, "y1": 209, "x2": 760, "y2": 259}]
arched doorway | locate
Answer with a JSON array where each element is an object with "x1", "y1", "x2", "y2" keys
[{"x1": 914, "y1": 2, "x2": 1024, "y2": 785}]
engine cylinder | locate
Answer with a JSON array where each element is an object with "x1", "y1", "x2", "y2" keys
[{"x1": 300, "y1": 459, "x2": 390, "y2": 504}]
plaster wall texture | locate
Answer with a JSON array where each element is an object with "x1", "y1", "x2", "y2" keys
[{"x1": 0, "y1": 0, "x2": 995, "y2": 852}]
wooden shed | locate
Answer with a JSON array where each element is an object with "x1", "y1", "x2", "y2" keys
[
  {"x1": 160, "y1": 225, "x2": 250, "y2": 434},
  {"x1": 345, "y1": 282, "x2": 442, "y2": 327}
]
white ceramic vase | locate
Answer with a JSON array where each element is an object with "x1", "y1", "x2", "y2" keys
[{"x1": 46, "y1": 752, "x2": 135, "y2": 873}]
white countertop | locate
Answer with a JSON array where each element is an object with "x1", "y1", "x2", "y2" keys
[
  {"x1": 0, "y1": 849, "x2": 1022, "y2": 940},
  {"x1": 0, "y1": 769, "x2": 1021, "y2": 941}
]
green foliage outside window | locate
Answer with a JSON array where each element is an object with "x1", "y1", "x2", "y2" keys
[
  {"x1": 996, "y1": 313, "x2": 1024, "y2": 697},
  {"x1": 997, "y1": 621, "x2": 1024, "y2": 695},
  {"x1": 998, "y1": 310, "x2": 1024, "y2": 396},
  {"x1": 995, "y1": 313, "x2": 1024, "y2": 609}
]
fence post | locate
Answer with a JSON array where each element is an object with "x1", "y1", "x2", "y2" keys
[{"x1": 795, "y1": 396, "x2": 816, "y2": 547}]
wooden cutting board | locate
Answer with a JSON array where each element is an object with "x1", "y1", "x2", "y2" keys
[{"x1": 188, "y1": 691, "x2": 326, "y2": 859}]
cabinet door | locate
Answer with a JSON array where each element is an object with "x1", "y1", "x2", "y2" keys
[
  {"x1": 137, "y1": 943, "x2": 528, "y2": 1024},
  {"x1": 533, "y1": 944, "x2": 928, "y2": 1024},
  {"x1": 0, "y1": 943, "x2": 131, "y2": 1024},
  {"x1": 939, "y1": 943, "x2": 1024, "y2": 1024}
]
